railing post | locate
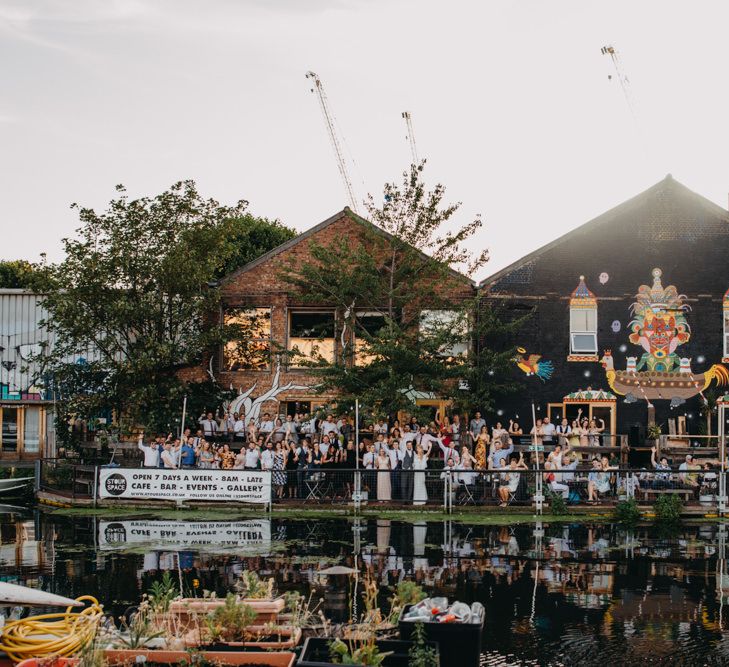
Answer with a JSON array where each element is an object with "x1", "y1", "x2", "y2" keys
[
  {"x1": 534, "y1": 468, "x2": 543, "y2": 516},
  {"x1": 353, "y1": 470, "x2": 361, "y2": 513},
  {"x1": 92, "y1": 465, "x2": 99, "y2": 508},
  {"x1": 34, "y1": 459, "x2": 41, "y2": 494}
]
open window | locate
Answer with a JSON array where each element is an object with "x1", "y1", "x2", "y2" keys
[
  {"x1": 223, "y1": 307, "x2": 272, "y2": 371},
  {"x1": 568, "y1": 276, "x2": 598, "y2": 361},
  {"x1": 288, "y1": 311, "x2": 336, "y2": 365}
]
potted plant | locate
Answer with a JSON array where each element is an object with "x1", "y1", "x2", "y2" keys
[
  {"x1": 185, "y1": 593, "x2": 301, "y2": 651},
  {"x1": 299, "y1": 636, "x2": 438, "y2": 667},
  {"x1": 399, "y1": 602, "x2": 483, "y2": 667},
  {"x1": 169, "y1": 572, "x2": 285, "y2": 625},
  {"x1": 101, "y1": 596, "x2": 296, "y2": 666},
  {"x1": 646, "y1": 423, "x2": 662, "y2": 447}
]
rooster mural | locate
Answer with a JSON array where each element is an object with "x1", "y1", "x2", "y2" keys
[{"x1": 513, "y1": 347, "x2": 554, "y2": 382}]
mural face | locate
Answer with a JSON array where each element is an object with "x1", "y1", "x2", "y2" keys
[{"x1": 600, "y1": 268, "x2": 728, "y2": 401}]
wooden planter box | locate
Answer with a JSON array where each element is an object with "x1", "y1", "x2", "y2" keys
[
  {"x1": 185, "y1": 625, "x2": 301, "y2": 651},
  {"x1": 104, "y1": 649, "x2": 295, "y2": 666},
  {"x1": 169, "y1": 597, "x2": 285, "y2": 624}
]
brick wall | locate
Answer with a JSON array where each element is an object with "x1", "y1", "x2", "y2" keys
[{"x1": 184, "y1": 210, "x2": 475, "y2": 408}]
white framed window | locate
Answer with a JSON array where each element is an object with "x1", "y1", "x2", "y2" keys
[
  {"x1": 569, "y1": 308, "x2": 597, "y2": 355},
  {"x1": 420, "y1": 309, "x2": 469, "y2": 358}
]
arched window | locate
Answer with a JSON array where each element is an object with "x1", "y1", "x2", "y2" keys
[{"x1": 568, "y1": 276, "x2": 598, "y2": 361}]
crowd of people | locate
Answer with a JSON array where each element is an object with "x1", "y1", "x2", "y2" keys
[{"x1": 134, "y1": 409, "x2": 717, "y2": 506}]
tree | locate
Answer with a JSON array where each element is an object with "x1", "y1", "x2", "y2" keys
[
  {"x1": 281, "y1": 162, "x2": 488, "y2": 419},
  {"x1": 218, "y1": 214, "x2": 296, "y2": 278},
  {"x1": 0, "y1": 260, "x2": 36, "y2": 288},
  {"x1": 450, "y1": 298, "x2": 532, "y2": 415},
  {"x1": 34, "y1": 181, "x2": 284, "y2": 436}
]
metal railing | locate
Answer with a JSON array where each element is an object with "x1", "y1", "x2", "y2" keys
[{"x1": 36, "y1": 459, "x2": 729, "y2": 514}]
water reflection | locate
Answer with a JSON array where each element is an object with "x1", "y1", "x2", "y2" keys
[{"x1": 1, "y1": 510, "x2": 728, "y2": 665}]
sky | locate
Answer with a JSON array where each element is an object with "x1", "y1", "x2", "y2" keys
[{"x1": 2, "y1": 0, "x2": 729, "y2": 282}]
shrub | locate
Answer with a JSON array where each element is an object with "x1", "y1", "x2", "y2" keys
[
  {"x1": 547, "y1": 490, "x2": 568, "y2": 516},
  {"x1": 204, "y1": 594, "x2": 257, "y2": 643},
  {"x1": 614, "y1": 498, "x2": 641, "y2": 525},
  {"x1": 654, "y1": 493, "x2": 683, "y2": 523},
  {"x1": 409, "y1": 621, "x2": 439, "y2": 667}
]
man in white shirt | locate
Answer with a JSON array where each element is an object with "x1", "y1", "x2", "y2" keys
[
  {"x1": 413, "y1": 426, "x2": 436, "y2": 456},
  {"x1": 259, "y1": 413, "x2": 275, "y2": 439},
  {"x1": 399, "y1": 425, "x2": 416, "y2": 452},
  {"x1": 160, "y1": 442, "x2": 177, "y2": 469},
  {"x1": 138, "y1": 436, "x2": 160, "y2": 468},
  {"x1": 438, "y1": 438, "x2": 461, "y2": 465},
  {"x1": 319, "y1": 435, "x2": 331, "y2": 456},
  {"x1": 244, "y1": 442, "x2": 261, "y2": 470},
  {"x1": 542, "y1": 417, "x2": 556, "y2": 446},
  {"x1": 260, "y1": 442, "x2": 275, "y2": 471},
  {"x1": 198, "y1": 412, "x2": 218, "y2": 441},
  {"x1": 362, "y1": 443, "x2": 376, "y2": 469},
  {"x1": 373, "y1": 419, "x2": 388, "y2": 436},
  {"x1": 320, "y1": 415, "x2": 339, "y2": 437},
  {"x1": 385, "y1": 442, "x2": 400, "y2": 498}
]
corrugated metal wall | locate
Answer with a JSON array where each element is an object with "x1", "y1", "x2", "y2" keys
[{"x1": 0, "y1": 290, "x2": 50, "y2": 400}]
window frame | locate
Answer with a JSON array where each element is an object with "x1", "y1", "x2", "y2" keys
[
  {"x1": 569, "y1": 305, "x2": 598, "y2": 358},
  {"x1": 419, "y1": 309, "x2": 470, "y2": 358},
  {"x1": 222, "y1": 306, "x2": 273, "y2": 372},
  {"x1": 287, "y1": 309, "x2": 337, "y2": 367}
]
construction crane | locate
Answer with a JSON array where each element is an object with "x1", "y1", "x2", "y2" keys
[
  {"x1": 401, "y1": 111, "x2": 419, "y2": 165},
  {"x1": 305, "y1": 71, "x2": 359, "y2": 212},
  {"x1": 601, "y1": 44, "x2": 637, "y2": 120}
]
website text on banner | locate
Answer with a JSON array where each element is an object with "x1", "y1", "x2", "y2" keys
[{"x1": 98, "y1": 468, "x2": 271, "y2": 503}]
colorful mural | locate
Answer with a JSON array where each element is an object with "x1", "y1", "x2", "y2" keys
[
  {"x1": 513, "y1": 347, "x2": 554, "y2": 381},
  {"x1": 600, "y1": 268, "x2": 728, "y2": 401}
]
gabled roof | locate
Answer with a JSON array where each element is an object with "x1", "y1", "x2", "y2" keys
[
  {"x1": 221, "y1": 206, "x2": 475, "y2": 286},
  {"x1": 479, "y1": 175, "x2": 729, "y2": 289}
]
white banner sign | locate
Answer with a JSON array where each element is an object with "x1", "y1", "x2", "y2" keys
[
  {"x1": 98, "y1": 468, "x2": 271, "y2": 504},
  {"x1": 98, "y1": 520, "x2": 272, "y2": 552}
]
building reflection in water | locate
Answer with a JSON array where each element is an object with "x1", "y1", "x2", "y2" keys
[{"x1": 0, "y1": 512, "x2": 727, "y2": 663}]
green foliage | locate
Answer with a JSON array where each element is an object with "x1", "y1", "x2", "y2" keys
[
  {"x1": 217, "y1": 214, "x2": 296, "y2": 278},
  {"x1": 614, "y1": 498, "x2": 641, "y2": 525},
  {"x1": 646, "y1": 423, "x2": 662, "y2": 440},
  {"x1": 329, "y1": 637, "x2": 390, "y2": 666},
  {"x1": 148, "y1": 571, "x2": 178, "y2": 613},
  {"x1": 0, "y1": 259, "x2": 36, "y2": 289},
  {"x1": 547, "y1": 490, "x2": 568, "y2": 516},
  {"x1": 451, "y1": 299, "x2": 532, "y2": 414},
  {"x1": 235, "y1": 570, "x2": 275, "y2": 599},
  {"x1": 204, "y1": 594, "x2": 257, "y2": 643},
  {"x1": 393, "y1": 581, "x2": 426, "y2": 607},
  {"x1": 409, "y1": 622, "x2": 439, "y2": 667},
  {"x1": 280, "y1": 162, "x2": 488, "y2": 419},
  {"x1": 32, "y1": 181, "x2": 281, "y2": 433},
  {"x1": 654, "y1": 493, "x2": 683, "y2": 523}
]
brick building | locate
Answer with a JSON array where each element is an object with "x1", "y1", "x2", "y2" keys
[
  {"x1": 480, "y1": 175, "x2": 729, "y2": 439},
  {"x1": 208, "y1": 207, "x2": 475, "y2": 418}
]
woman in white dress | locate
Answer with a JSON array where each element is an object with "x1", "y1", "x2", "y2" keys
[
  {"x1": 376, "y1": 448, "x2": 391, "y2": 501},
  {"x1": 413, "y1": 444, "x2": 429, "y2": 505}
]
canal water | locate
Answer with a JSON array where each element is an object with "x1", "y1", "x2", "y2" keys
[{"x1": 1, "y1": 507, "x2": 728, "y2": 666}]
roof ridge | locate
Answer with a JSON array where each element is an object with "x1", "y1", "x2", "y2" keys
[{"x1": 479, "y1": 176, "x2": 729, "y2": 288}]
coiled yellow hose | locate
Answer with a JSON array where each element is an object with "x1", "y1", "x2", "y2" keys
[{"x1": 0, "y1": 595, "x2": 103, "y2": 663}]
